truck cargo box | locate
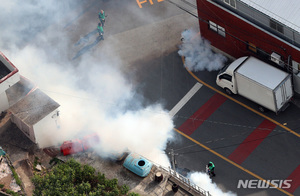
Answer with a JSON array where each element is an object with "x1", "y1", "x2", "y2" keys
[{"x1": 235, "y1": 57, "x2": 293, "y2": 112}]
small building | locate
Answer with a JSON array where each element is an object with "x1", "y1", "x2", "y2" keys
[
  {"x1": 0, "y1": 52, "x2": 20, "y2": 113},
  {"x1": 196, "y1": 0, "x2": 300, "y2": 94},
  {"x1": 9, "y1": 88, "x2": 60, "y2": 143}
]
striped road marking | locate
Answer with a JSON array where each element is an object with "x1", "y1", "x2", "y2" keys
[
  {"x1": 180, "y1": 56, "x2": 295, "y2": 195},
  {"x1": 178, "y1": 92, "x2": 227, "y2": 136},
  {"x1": 169, "y1": 82, "x2": 203, "y2": 117}
]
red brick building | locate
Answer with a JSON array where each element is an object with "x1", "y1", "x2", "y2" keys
[{"x1": 196, "y1": 0, "x2": 300, "y2": 93}]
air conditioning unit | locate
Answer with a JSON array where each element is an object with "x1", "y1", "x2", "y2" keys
[{"x1": 271, "y1": 52, "x2": 284, "y2": 67}]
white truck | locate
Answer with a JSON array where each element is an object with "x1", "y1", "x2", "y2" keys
[{"x1": 216, "y1": 56, "x2": 293, "y2": 113}]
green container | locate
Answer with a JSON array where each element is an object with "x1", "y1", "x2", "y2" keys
[{"x1": 0, "y1": 146, "x2": 6, "y2": 156}]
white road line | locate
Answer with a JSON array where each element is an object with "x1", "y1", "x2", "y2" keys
[{"x1": 169, "y1": 82, "x2": 203, "y2": 117}]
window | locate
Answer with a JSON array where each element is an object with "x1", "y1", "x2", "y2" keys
[
  {"x1": 224, "y1": 0, "x2": 236, "y2": 8},
  {"x1": 247, "y1": 42, "x2": 257, "y2": 53},
  {"x1": 209, "y1": 21, "x2": 217, "y2": 32},
  {"x1": 209, "y1": 21, "x2": 226, "y2": 37},
  {"x1": 292, "y1": 60, "x2": 300, "y2": 73},
  {"x1": 219, "y1": 74, "x2": 232, "y2": 81},
  {"x1": 270, "y1": 19, "x2": 284, "y2": 34},
  {"x1": 218, "y1": 26, "x2": 226, "y2": 37}
]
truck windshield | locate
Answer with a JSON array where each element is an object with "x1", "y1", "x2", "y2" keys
[{"x1": 219, "y1": 64, "x2": 229, "y2": 74}]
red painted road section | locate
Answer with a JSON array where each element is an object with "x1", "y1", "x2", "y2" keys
[
  {"x1": 228, "y1": 119, "x2": 277, "y2": 165},
  {"x1": 284, "y1": 165, "x2": 300, "y2": 193},
  {"x1": 178, "y1": 93, "x2": 227, "y2": 136}
]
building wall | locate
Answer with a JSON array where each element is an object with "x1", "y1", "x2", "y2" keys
[
  {"x1": 11, "y1": 113, "x2": 35, "y2": 142},
  {"x1": 33, "y1": 109, "x2": 61, "y2": 147},
  {"x1": 0, "y1": 92, "x2": 9, "y2": 113},
  {"x1": 0, "y1": 52, "x2": 20, "y2": 112},
  {"x1": 0, "y1": 72, "x2": 20, "y2": 94},
  {"x1": 218, "y1": 0, "x2": 300, "y2": 47},
  {"x1": 0, "y1": 52, "x2": 20, "y2": 94},
  {"x1": 0, "y1": 112, "x2": 11, "y2": 135},
  {"x1": 196, "y1": 0, "x2": 300, "y2": 71},
  {"x1": 11, "y1": 109, "x2": 60, "y2": 144}
]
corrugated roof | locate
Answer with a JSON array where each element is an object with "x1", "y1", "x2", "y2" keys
[{"x1": 240, "y1": 0, "x2": 300, "y2": 32}]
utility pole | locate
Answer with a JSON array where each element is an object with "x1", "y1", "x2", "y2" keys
[{"x1": 169, "y1": 149, "x2": 178, "y2": 170}]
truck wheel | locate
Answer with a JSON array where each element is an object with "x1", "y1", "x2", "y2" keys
[
  {"x1": 258, "y1": 106, "x2": 265, "y2": 113},
  {"x1": 224, "y1": 88, "x2": 232, "y2": 95}
]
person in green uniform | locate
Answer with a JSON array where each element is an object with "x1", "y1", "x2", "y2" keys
[
  {"x1": 207, "y1": 161, "x2": 216, "y2": 177},
  {"x1": 97, "y1": 22, "x2": 104, "y2": 40},
  {"x1": 98, "y1": 10, "x2": 105, "y2": 27}
]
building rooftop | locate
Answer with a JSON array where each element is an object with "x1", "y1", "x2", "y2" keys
[
  {"x1": 9, "y1": 88, "x2": 60, "y2": 126},
  {"x1": 0, "y1": 61, "x2": 11, "y2": 81},
  {"x1": 240, "y1": 0, "x2": 300, "y2": 33},
  {"x1": 0, "y1": 52, "x2": 19, "y2": 87}
]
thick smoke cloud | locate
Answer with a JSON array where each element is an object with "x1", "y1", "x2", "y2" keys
[
  {"x1": 0, "y1": 1, "x2": 174, "y2": 167},
  {"x1": 0, "y1": 1, "x2": 80, "y2": 50},
  {"x1": 1, "y1": 2, "x2": 237, "y2": 194},
  {"x1": 189, "y1": 172, "x2": 237, "y2": 196},
  {"x1": 178, "y1": 29, "x2": 237, "y2": 195},
  {"x1": 178, "y1": 29, "x2": 227, "y2": 71}
]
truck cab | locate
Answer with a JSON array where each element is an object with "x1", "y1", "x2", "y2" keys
[{"x1": 216, "y1": 56, "x2": 248, "y2": 95}]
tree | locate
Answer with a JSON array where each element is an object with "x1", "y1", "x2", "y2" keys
[{"x1": 32, "y1": 158, "x2": 138, "y2": 196}]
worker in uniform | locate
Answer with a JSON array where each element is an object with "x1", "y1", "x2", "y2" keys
[
  {"x1": 207, "y1": 161, "x2": 216, "y2": 177},
  {"x1": 97, "y1": 22, "x2": 104, "y2": 40},
  {"x1": 98, "y1": 10, "x2": 105, "y2": 27}
]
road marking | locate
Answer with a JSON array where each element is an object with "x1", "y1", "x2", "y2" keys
[
  {"x1": 178, "y1": 93, "x2": 227, "y2": 135},
  {"x1": 136, "y1": 0, "x2": 164, "y2": 8},
  {"x1": 284, "y1": 165, "x2": 300, "y2": 193},
  {"x1": 169, "y1": 82, "x2": 202, "y2": 117},
  {"x1": 174, "y1": 128, "x2": 293, "y2": 196},
  {"x1": 182, "y1": 56, "x2": 300, "y2": 138},
  {"x1": 228, "y1": 119, "x2": 276, "y2": 164},
  {"x1": 179, "y1": 55, "x2": 297, "y2": 195}
]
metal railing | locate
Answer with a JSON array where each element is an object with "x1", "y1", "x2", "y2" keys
[{"x1": 154, "y1": 163, "x2": 212, "y2": 196}]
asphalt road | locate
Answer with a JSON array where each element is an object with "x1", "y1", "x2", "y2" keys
[
  {"x1": 21, "y1": 0, "x2": 299, "y2": 195},
  {"x1": 111, "y1": 2, "x2": 300, "y2": 196}
]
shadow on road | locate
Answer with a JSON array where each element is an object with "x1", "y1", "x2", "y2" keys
[
  {"x1": 72, "y1": 29, "x2": 102, "y2": 60},
  {"x1": 74, "y1": 29, "x2": 98, "y2": 46}
]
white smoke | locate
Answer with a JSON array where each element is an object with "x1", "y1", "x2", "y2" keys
[
  {"x1": 178, "y1": 29, "x2": 227, "y2": 71},
  {"x1": 178, "y1": 28, "x2": 236, "y2": 195},
  {"x1": 189, "y1": 172, "x2": 237, "y2": 196},
  {"x1": 0, "y1": 2, "x2": 239, "y2": 194},
  {"x1": 0, "y1": 1, "x2": 175, "y2": 167}
]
